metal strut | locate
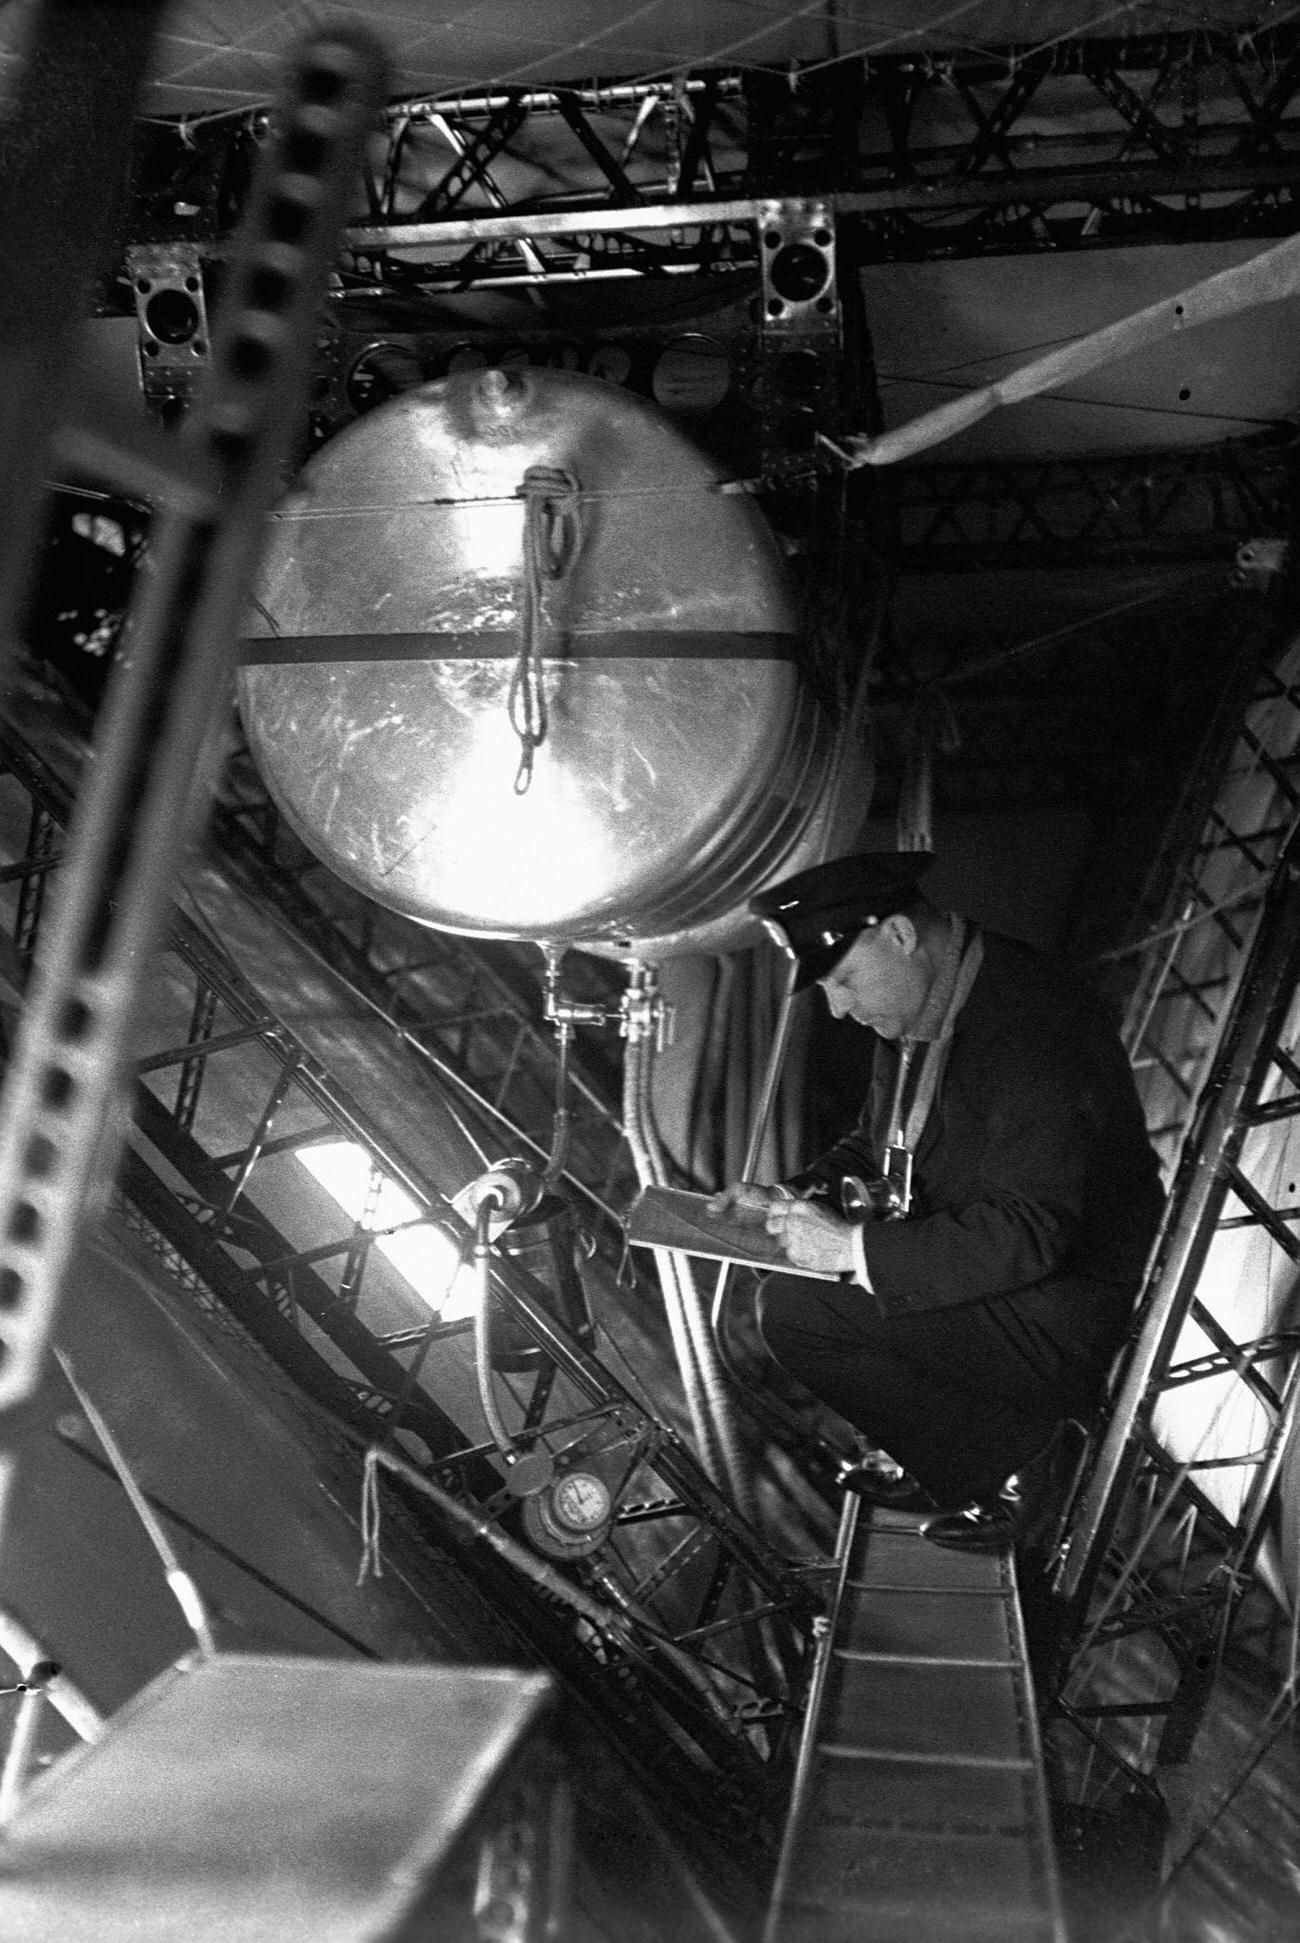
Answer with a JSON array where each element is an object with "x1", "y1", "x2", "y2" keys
[
  {"x1": 1049, "y1": 639, "x2": 1300, "y2": 1795},
  {"x1": 0, "y1": 703, "x2": 821, "y2": 1834},
  {"x1": 0, "y1": 15, "x2": 390, "y2": 1532},
  {"x1": 1058, "y1": 823, "x2": 1300, "y2": 1619}
]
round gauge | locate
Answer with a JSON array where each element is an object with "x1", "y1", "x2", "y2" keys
[
  {"x1": 446, "y1": 342, "x2": 489, "y2": 374},
  {"x1": 651, "y1": 333, "x2": 729, "y2": 415},
  {"x1": 587, "y1": 343, "x2": 631, "y2": 385},
  {"x1": 551, "y1": 1469, "x2": 612, "y2": 1533},
  {"x1": 345, "y1": 341, "x2": 425, "y2": 414}
]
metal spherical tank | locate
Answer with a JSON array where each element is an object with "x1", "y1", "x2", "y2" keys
[{"x1": 238, "y1": 366, "x2": 858, "y2": 957}]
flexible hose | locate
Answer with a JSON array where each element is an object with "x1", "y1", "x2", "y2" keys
[
  {"x1": 544, "y1": 1015, "x2": 573, "y2": 1187},
  {"x1": 472, "y1": 1196, "x2": 518, "y2": 1459},
  {"x1": 624, "y1": 987, "x2": 755, "y2": 1518},
  {"x1": 623, "y1": 1025, "x2": 711, "y2": 1452}
]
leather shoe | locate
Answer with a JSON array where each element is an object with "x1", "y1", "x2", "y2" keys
[
  {"x1": 918, "y1": 1419, "x2": 1088, "y2": 1553},
  {"x1": 836, "y1": 1457, "x2": 937, "y2": 1512},
  {"x1": 919, "y1": 1497, "x2": 1018, "y2": 1552}
]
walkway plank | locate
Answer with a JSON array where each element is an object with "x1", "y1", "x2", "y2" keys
[{"x1": 766, "y1": 1503, "x2": 1067, "y2": 1943}]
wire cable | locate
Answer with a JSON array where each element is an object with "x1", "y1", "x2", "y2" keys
[{"x1": 53, "y1": 1347, "x2": 217, "y2": 1657}]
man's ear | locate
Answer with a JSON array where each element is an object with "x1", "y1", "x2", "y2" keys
[{"x1": 882, "y1": 912, "x2": 918, "y2": 954}]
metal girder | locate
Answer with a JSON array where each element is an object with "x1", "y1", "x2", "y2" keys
[
  {"x1": 1044, "y1": 650, "x2": 1300, "y2": 1845},
  {"x1": 347, "y1": 28, "x2": 1300, "y2": 278},
  {"x1": 0, "y1": 701, "x2": 820, "y2": 1851},
  {"x1": 1109, "y1": 646, "x2": 1300, "y2": 1180},
  {"x1": 894, "y1": 433, "x2": 1295, "y2": 575},
  {"x1": 123, "y1": 27, "x2": 1300, "y2": 295},
  {"x1": 210, "y1": 737, "x2": 634, "y2": 1243}
]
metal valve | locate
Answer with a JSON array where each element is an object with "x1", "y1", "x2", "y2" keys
[{"x1": 620, "y1": 963, "x2": 674, "y2": 1051}]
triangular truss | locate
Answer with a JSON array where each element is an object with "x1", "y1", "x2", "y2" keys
[
  {"x1": 1045, "y1": 631, "x2": 1300, "y2": 1868},
  {"x1": 0, "y1": 701, "x2": 821, "y2": 1877}
]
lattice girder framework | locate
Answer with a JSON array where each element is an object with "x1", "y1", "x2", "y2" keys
[
  {"x1": 1115, "y1": 636, "x2": 1300, "y2": 1185},
  {"x1": 337, "y1": 35, "x2": 1300, "y2": 290},
  {"x1": 1045, "y1": 640, "x2": 1300, "y2": 1870},
  {"x1": 0, "y1": 709, "x2": 821, "y2": 1853},
  {"x1": 894, "y1": 432, "x2": 1295, "y2": 576},
  {"x1": 208, "y1": 734, "x2": 636, "y2": 1245},
  {"x1": 118, "y1": 24, "x2": 1300, "y2": 299}
]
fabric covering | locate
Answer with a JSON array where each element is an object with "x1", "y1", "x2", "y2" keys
[{"x1": 758, "y1": 930, "x2": 1165, "y2": 1502}]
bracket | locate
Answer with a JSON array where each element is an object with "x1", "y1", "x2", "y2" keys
[{"x1": 126, "y1": 243, "x2": 211, "y2": 418}]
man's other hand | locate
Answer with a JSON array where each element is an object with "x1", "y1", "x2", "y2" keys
[{"x1": 704, "y1": 1181, "x2": 782, "y2": 1221}]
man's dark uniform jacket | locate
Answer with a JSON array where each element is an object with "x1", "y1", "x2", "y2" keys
[{"x1": 761, "y1": 929, "x2": 1165, "y2": 1499}]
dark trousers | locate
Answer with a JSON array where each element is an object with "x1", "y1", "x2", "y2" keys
[{"x1": 756, "y1": 1270, "x2": 1125, "y2": 1504}]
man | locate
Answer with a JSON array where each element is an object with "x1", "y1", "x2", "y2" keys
[{"x1": 709, "y1": 851, "x2": 1164, "y2": 1550}]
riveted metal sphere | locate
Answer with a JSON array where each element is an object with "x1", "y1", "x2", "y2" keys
[{"x1": 238, "y1": 365, "x2": 856, "y2": 958}]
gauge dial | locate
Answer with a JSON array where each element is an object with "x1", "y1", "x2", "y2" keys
[{"x1": 551, "y1": 1470, "x2": 611, "y2": 1533}]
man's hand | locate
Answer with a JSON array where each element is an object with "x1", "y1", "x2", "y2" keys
[
  {"x1": 763, "y1": 1197, "x2": 857, "y2": 1276},
  {"x1": 704, "y1": 1181, "x2": 782, "y2": 1222}
]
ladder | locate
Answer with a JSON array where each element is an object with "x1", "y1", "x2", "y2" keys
[{"x1": 764, "y1": 1499, "x2": 1066, "y2": 1943}]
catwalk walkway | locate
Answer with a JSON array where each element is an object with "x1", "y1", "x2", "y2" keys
[{"x1": 765, "y1": 1497, "x2": 1067, "y2": 1943}]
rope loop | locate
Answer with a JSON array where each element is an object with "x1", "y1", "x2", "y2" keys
[{"x1": 509, "y1": 465, "x2": 582, "y2": 793}]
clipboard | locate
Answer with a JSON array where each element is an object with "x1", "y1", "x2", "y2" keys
[{"x1": 624, "y1": 1185, "x2": 839, "y2": 1280}]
